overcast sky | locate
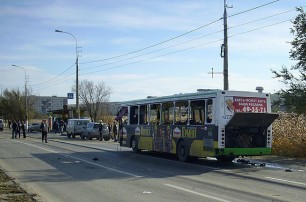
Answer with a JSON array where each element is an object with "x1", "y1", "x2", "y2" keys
[{"x1": 0, "y1": 0, "x2": 304, "y2": 103}]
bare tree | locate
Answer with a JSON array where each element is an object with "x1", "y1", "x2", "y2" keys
[{"x1": 77, "y1": 80, "x2": 112, "y2": 122}]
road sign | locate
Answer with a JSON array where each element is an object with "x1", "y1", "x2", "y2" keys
[{"x1": 67, "y1": 93, "x2": 74, "y2": 99}]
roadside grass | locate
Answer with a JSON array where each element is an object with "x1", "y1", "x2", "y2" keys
[
  {"x1": 0, "y1": 169, "x2": 37, "y2": 201},
  {"x1": 272, "y1": 113, "x2": 306, "y2": 158}
]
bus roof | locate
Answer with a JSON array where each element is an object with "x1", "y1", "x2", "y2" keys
[{"x1": 120, "y1": 89, "x2": 267, "y2": 106}]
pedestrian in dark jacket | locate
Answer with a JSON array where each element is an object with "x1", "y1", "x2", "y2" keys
[
  {"x1": 113, "y1": 122, "x2": 117, "y2": 142},
  {"x1": 12, "y1": 120, "x2": 17, "y2": 139},
  {"x1": 16, "y1": 121, "x2": 21, "y2": 138},
  {"x1": 40, "y1": 120, "x2": 48, "y2": 143},
  {"x1": 21, "y1": 121, "x2": 26, "y2": 138},
  {"x1": 99, "y1": 121, "x2": 103, "y2": 141}
]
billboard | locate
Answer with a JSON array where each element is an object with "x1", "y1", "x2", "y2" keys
[{"x1": 225, "y1": 96, "x2": 267, "y2": 115}]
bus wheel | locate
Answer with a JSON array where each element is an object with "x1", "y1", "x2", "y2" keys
[
  {"x1": 177, "y1": 140, "x2": 189, "y2": 162},
  {"x1": 131, "y1": 137, "x2": 140, "y2": 153},
  {"x1": 81, "y1": 134, "x2": 85, "y2": 140}
]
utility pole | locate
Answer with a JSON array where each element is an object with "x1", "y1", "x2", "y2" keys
[
  {"x1": 12, "y1": 65, "x2": 28, "y2": 129},
  {"x1": 55, "y1": 30, "x2": 80, "y2": 118},
  {"x1": 76, "y1": 56, "x2": 79, "y2": 118},
  {"x1": 208, "y1": 68, "x2": 223, "y2": 78},
  {"x1": 223, "y1": 0, "x2": 229, "y2": 90}
]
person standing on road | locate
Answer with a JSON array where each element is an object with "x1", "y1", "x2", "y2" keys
[
  {"x1": 56, "y1": 121, "x2": 60, "y2": 134},
  {"x1": 60, "y1": 120, "x2": 64, "y2": 134},
  {"x1": 21, "y1": 121, "x2": 26, "y2": 138},
  {"x1": 11, "y1": 120, "x2": 17, "y2": 139},
  {"x1": 112, "y1": 122, "x2": 117, "y2": 142},
  {"x1": 40, "y1": 120, "x2": 48, "y2": 143},
  {"x1": 99, "y1": 121, "x2": 103, "y2": 141},
  {"x1": 16, "y1": 120, "x2": 21, "y2": 138}
]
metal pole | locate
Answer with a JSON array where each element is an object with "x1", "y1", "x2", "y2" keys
[
  {"x1": 223, "y1": 0, "x2": 229, "y2": 90},
  {"x1": 12, "y1": 65, "x2": 28, "y2": 129},
  {"x1": 55, "y1": 30, "x2": 80, "y2": 118}
]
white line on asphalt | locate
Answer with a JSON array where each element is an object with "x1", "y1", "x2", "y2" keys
[
  {"x1": 14, "y1": 140, "x2": 142, "y2": 178},
  {"x1": 164, "y1": 183, "x2": 231, "y2": 202},
  {"x1": 265, "y1": 177, "x2": 306, "y2": 186},
  {"x1": 51, "y1": 139, "x2": 117, "y2": 151}
]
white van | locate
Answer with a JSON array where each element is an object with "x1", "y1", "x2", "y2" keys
[{"x1": 66, "y1": 119, "x2": 90, "y2": 138}]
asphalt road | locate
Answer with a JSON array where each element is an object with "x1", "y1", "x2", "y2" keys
[{"x1": 0, "y1": 129, "x2": 305, "y2": 202}]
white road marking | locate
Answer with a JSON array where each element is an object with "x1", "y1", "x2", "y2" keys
[
  {"x1": 14, "y1": 140, "x2": 142, "y2": 178},
  {"x1": 164, "y1": 183, "x2": 231, "y2": 202},
  {"x1": 38, "y1": 138, "x2": 117, "y2": 151},
  {"x1": 265, "y1": 177, "x2": 306, "y2": 186}
]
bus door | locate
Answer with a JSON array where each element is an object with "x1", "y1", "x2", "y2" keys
[{"x1": 154, "y1": 102, "x2": 174, "y2": 152}]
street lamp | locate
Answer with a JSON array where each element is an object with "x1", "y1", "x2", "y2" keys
[
  {"x1": 12, "y1": 64, "x2": 28, "y2": 129},
  {"x1": 55, "y1": 29, "x2": 80, "y2": 118}
]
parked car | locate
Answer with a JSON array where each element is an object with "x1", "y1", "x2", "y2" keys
[
  {"x1": 0, "y1": 119, "x2": 3, "y2": 131},
  {"x1": 81, "y1": 122, "x2": 110, "y2": 141},
  {"x1": 66, "y1": 119, "x2": 91, "y2": 138},
  {"x1": 28, "y1": 123, "x2": 41, "y2": 132}
]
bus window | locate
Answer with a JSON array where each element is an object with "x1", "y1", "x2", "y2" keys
[
  {"x1": 150, "y1": 104, "x2": 160, "y2": 125},
  {"x1": 161, "y1": 102, "x2": 173, "y2": 125},
  {"x1": 129, "y1": 106, "x2": 138, "y2": 124},
  {"x1": 190, "y1": 100, "x2": 205, "y2": 125},
  {"x1": 139, "y1": 105, "x2": 148, "y2": 124},
  {"x1": 206, "y1": 99, "x2": 213, "y2": 123},
  {"x1": 175, "y1": 101, "x2": 188, "y2": 125}
]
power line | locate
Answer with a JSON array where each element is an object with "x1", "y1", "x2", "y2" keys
[
  {"x1": 28, "y1": 0, "x2": 287, "y2": 90},
  {"x1": 80, "y1": 8, "x2": 295, "y2": 72},
  {"x1": 33, "y1": 74, "x2": 75, "y2": 93},
  {"x1": 80, "y1": 18, "x2": 222, "y2": 65},
  {"x1": 80, "y1": 18, "x2": 292, "y2": 76},
  {"x1": 228, "y1": 0, "x2": 280, "y2": 18},
  {"x1": 29, "y1": 62, "x2": 75, "y2": 86},
  {"x1": 80, "y1": 0, "x2": 280, "y2": 65}
]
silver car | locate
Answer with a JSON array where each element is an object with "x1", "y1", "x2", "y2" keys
[
  {"x1": 28, "y1": 123, "x2": 41, "y2": 132},
  {"x1": 81, "y1": 122, "x2": 110, "y2": 141}
]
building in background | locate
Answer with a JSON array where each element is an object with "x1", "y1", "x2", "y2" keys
[
  {"x1": 31, "y1": 96, "x2": 67, "y2": 114},
  {"x1": 31, "y1": 95, "x2": 120, "y2": 120}
]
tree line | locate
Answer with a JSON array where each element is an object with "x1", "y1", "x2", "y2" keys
[{"x1": 0, "y1": 80, "x2": 112, "y2": 123}]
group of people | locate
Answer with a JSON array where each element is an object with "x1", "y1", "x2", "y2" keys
[
  {"x1": 97, "y1": 121, "x2": 118, "y2": 142},
  {"x1": 8, "y1": 118, "x2": 121, "y2": 143},
  {"x1": 52, "y1": 120, "x2": 66, "y2": 134},
  {"x1": 9, "y1": 119, "x2": 48, "y2": 143},
  {"x1": 10, "y1": 120, "x2": 26, "y2": 139}
]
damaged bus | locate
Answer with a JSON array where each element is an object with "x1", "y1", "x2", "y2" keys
[{"x1": 116, "y1": 89, "x2": 279, "y2": 162}]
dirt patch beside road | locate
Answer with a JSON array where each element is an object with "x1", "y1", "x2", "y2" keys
[{"x1": 0, "y1": 169, "x2": 37, "y2": 202}]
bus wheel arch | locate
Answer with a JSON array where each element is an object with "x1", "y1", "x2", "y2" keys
[
  {"x1": 177, "y1": 139, "x2": 189, "y2": 162},
  {"x1": 131, "y1": 136, "x2": 140, "y2": 153}
]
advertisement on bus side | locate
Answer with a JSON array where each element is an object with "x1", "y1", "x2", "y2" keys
[{"x1": 224, "y1": 96, "x2": 267, "y2": 115}]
